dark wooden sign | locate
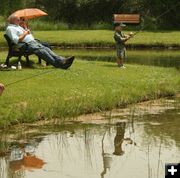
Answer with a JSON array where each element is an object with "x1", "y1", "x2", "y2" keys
[{"x1": 113, "y1": 14, "x2": 140, "y2": 24}]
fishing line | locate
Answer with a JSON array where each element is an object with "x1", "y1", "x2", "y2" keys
[
  {"x1": 133, "y1": 1, "x2": 180, "y2": 36},
  {"x1": 5, "y1": 69, "x2": 55, "y2": 87}
]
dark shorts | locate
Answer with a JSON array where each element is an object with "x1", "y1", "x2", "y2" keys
[{"x1": 116, "y1": 49, "x2": 126, "y2": 59}]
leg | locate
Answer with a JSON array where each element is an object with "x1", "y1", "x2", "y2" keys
[
  {"x1": 44, "y1": 47, "x2": 65, "y2": 62},
  {"x1": 117, "y1": 49, "x2": 126, "y2": 67},
  {"x1": 25, "y1": 55, "x2": 30, "y2": 65},
  {"x1": 38, "y1": 57, "x2": 41, "y2": 64},
  {"x1": 33, "y1": 48, "x2": 63, "y2": 67},
  {"x1": 40, "y1": 42, "x2": 52, "y2": 50},
  {"x1": 28, "y1": 42, "x2": 73, "y2": 68},
  {"x1": 116, "y1": 57, "x2": 123, "y2": 67}
]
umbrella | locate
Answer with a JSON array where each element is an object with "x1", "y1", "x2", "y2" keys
[{"x1": 11, "y1": 8, "x2": 48, "y2": 19}]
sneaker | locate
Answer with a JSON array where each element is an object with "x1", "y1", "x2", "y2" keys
[{"x1": 120, "y1": 65, "x2": 126, "y2": 69}]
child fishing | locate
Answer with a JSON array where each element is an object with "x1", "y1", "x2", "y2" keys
[{"x1": 114, "y1": 22, "x2": 133, "y2": 68}]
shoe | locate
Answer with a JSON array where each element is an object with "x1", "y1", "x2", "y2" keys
[
  {"x1": 120, "y1": 65, "x2": 126, "y2": 69},
  {"x1": 62, "y1": 56, "x2": 75, "y2": 69}
]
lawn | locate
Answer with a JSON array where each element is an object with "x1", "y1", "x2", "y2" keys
[
  {"x1": 0, "y1": 30, "x2": 180, "y2": 48},
  {"x1": 0, "y1": 51, "x2": 179, "y2": 127}
]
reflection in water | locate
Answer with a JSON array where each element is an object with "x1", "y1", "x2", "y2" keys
[
  {"x1": 101, "y1": 132, "x2": 112, "y2": 178},
  {"x1": 0, "y1": 139, "x2": 45, "y2": 178},
  {"x1": 101, "y1": 122, "x2": 134, "y2": 178},
  {"x1": 0, "y1": 100, "x2": 179, "y2": 178},
  {"x1": 113, "y1": 122, "x2": 126, "y2": 156}
]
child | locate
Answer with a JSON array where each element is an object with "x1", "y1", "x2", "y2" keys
[
  {"x1": 114, "y1": 22, "x2": 133, "y2": 68},
  {"x1": 0, "y1": 83, "x2": 4, "y2": 95}
]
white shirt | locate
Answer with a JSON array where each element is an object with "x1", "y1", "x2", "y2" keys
[{"x1": 6, "y1": 24, "x2": 35, "y2": 45}]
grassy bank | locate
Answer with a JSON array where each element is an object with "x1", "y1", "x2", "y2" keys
[
  {"x1": 0, "y1": 53, "x2": 179, "y2": 127},
  {"x1": 1, "y1": 30, "x2": 180, "y2": 48}
]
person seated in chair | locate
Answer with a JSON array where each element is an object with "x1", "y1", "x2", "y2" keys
[{"x1": 6, "y1": 15, "x2": 74, "y2": 69}]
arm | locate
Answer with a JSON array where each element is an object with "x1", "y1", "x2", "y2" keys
[
  {"x1": 124, "y1": 32, "x2": 134, "y2": 38},
  {"x1": 114, "y1": 33, "x2": 131, "y2": 43},
  {"x1": 18, "y1": 30, "x2": 30, "y2": 42}
]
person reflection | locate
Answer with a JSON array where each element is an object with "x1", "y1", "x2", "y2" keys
[
  {"x1": 113, "y1": 122, "x2": 133, "y2": 156},
  {"x1": 101, "y1": 132, "x2": 113, "y2": 178},
  {"x1": 113, "y1": 122, "x2": 126, "y2": 156},
  {"x1": 101, "y1": 122, "x2": 133, "y2": 178}
]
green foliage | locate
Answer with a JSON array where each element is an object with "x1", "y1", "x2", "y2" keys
[
  {"x1": 29, "y1": 20, "x2": 69, "y2": 30},
  {"x1": 0, "y1": 0, "x2": 179, "y2": 29}
]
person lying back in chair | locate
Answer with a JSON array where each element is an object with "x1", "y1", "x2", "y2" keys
[{"x1": 6, "y1": 15, "x2": 74, "y2": 69}]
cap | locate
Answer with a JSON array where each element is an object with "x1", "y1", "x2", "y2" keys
[{"x1": 114, "y1": 22, "x2": 126, "y2": 28}]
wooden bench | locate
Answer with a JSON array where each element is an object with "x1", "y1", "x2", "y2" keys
[
  {"x1": 113, "y1": 14, "x2": 140, "y2": 24},
  {"x1": 4, "y1": 34, "x2": 43, "y2": 66}
]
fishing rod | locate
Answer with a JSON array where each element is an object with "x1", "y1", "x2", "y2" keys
[
  {"x1": 132, "y1": 1, "x2": 180, "y2": 36},
  {"x1": 5, "y1": 69, "x2": 55, "y2": 87}
]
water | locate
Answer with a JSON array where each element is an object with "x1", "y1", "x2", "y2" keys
[
  {"x1": 52, "y1": 49, "x2": 180, "y2": 69},
  {"x1": 0, "y1": 98, "x2": 179, "y2": 178},
  {"x1": 0, "y1": 49, "x2": 180, "y2": 69}
]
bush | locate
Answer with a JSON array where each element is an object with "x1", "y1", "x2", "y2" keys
[
  {"x1": 29, "y1": 20, "x2": 69, "y2": 31},
  {"x1": 0, "y1": 16, "x2": 6, "y2": 31},
  {"x1": 91, "y1": 22, "x2": 112, "y2": 30}
]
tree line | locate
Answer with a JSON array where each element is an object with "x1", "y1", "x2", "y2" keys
[{"x1": 0, "y1": 0, "x2": 179, "y2": 29}]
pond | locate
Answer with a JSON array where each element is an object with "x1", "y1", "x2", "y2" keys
[
  {"x1": 53, "y1": 49, "x2": 180, "y2": 69},
  {"x1": 0, "y1": 49, "x2": 180, "y2": 69},
  {"x1": 0, "y1": 97, "x2": 179, "y2": 178}
]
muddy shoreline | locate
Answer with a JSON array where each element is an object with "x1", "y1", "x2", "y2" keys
[{"x1": 1, "y1": 94, "x2": 179, "y2": 132}]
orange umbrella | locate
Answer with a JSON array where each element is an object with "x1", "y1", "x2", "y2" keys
[{"x1": 11, "y1": 8, "x2": 48, "y2": 19}]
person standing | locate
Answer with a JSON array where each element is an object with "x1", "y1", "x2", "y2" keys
[{"x1": 114, "y1": 22, "x2": 133, "y2": 68}]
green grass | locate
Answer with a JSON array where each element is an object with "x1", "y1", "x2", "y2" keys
[
  {"x1": 1, "y1": 30, "x2": 180, "y2": 48},
  {"x1": 0, "y1": 51, "x2": 179, "y2": 127}
]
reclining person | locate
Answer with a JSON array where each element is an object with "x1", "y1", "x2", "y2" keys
[{"x1": 6, "y1": 15, "x2": 74, "y2": 69}]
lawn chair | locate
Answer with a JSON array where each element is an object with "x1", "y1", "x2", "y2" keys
[{"x1": 4, "y1": 34, "x2": 42, "y2": 66}]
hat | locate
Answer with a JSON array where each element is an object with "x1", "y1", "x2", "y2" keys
[{"x1": 114, "y1": 22, "x2": 126, "y2": 28}]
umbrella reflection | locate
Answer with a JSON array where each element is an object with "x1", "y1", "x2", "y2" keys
[{"x1": 9, "y1": 143, "x2": 45, "y2": 173}]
